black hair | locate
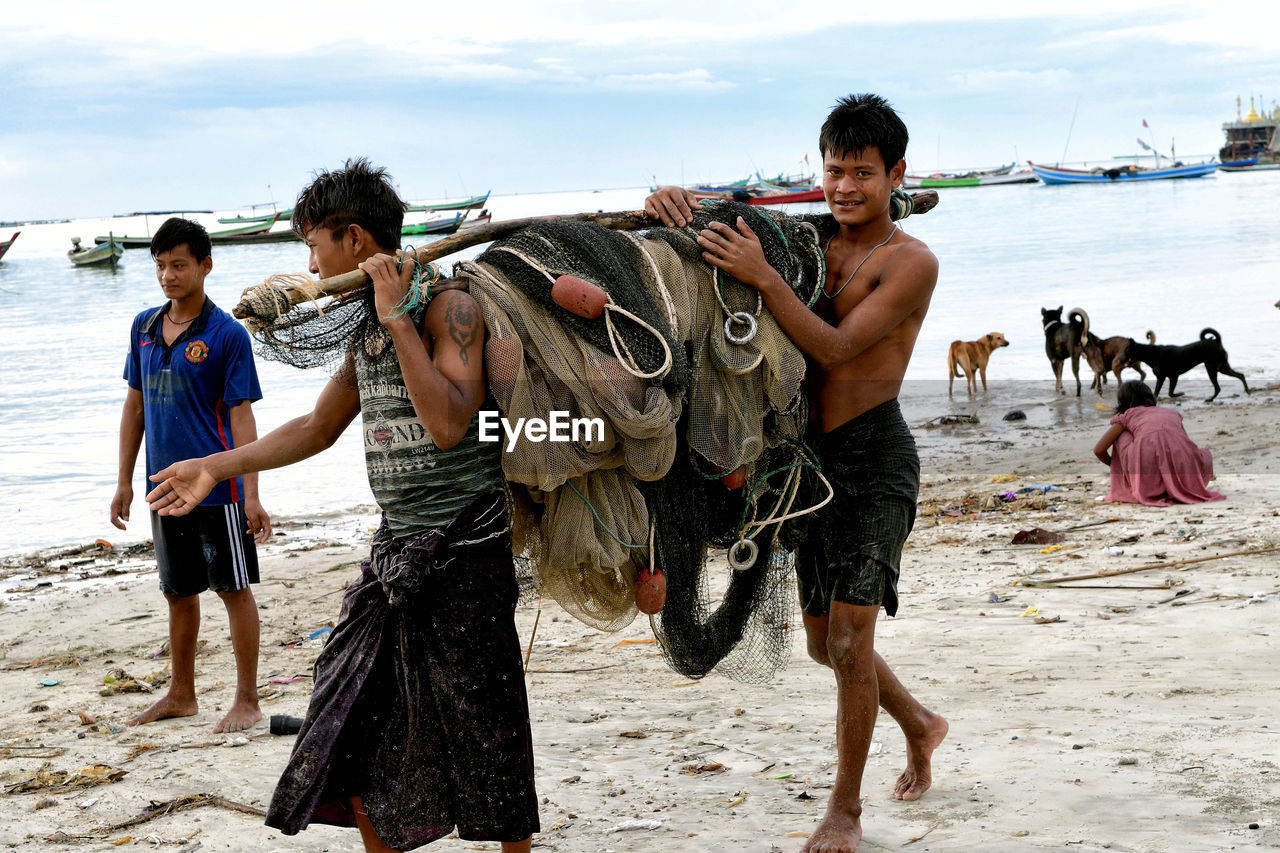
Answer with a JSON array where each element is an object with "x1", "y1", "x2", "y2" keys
[
  {"x1": 150, "y1": 217, "x2": 212, "y2": 262},
  {"x1": 1116, "y1": 380, "x2": 1156, "y2": 413},
  {"x1": 292, "y1": 157, "x2": 405, "y2": 252},
  {"x1": 818, "y1": 93, "x2": 909, "y2": 169}
]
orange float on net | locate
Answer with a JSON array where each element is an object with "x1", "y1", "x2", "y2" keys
[
  {"x1": 551, "y1": 274, "x2": 608, "y2": 319},
  {"x1": 634, "y1": 566, "x2": 667, "y2": 614}
]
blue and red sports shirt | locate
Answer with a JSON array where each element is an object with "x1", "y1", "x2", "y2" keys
[{"x1": 124, "y1": 297, "x2": 262, "y2": 506}]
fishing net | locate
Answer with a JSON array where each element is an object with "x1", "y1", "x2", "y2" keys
[{"x1": 234, "y1": 193, "x2": 920, "y2": 682}]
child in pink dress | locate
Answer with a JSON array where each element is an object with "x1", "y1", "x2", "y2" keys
[{"x1": 1094, "y1": 381, "x2": 1224, "y2": 506}]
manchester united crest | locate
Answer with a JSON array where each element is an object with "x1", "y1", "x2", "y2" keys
[{"x1": 184, "y1": 340, "x2": 210, "y2": 363}]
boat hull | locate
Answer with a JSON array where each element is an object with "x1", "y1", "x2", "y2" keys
[
  {"x1": 217, "y1": 209, "x2": 293, "y2": 225},
  {"x1": 405, "y1": 192, "x2": 490, "y2": 213},
  {"x1": 1218, "y1": 157, "x2": 1280, "y2": 172},
  {"x1": 401, "y1": 213, "x2": 465, "y2": 236},
  {"x1": 746, "y1": 188, "x2": 825, "y2": 205},
  {"x1": 902, "y1": 172, "x2": 1038, "y2": 189},
  {"x1": 1028, "y1": 161, "x2": 1217, "y2": 184},
  {"x1": 70, "y1": 241, "x2": 124, "y2": 266},
  {"x1": 0, "y1": 231, "x2": 18, "y2": 262}
]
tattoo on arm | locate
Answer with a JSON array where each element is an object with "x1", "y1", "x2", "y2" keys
[{"x1": 444, "y1": 296, "x2": 478, "y2": 367}]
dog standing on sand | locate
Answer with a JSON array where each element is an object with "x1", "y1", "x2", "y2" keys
[
  {"x1": 1087, "y1": 330, "x2": 1153, "y2": 393},
  {"x1": 948, "y1": 333, "x2": 1009, "y2": 396},
  {"x1": 1041, "y1": 306, "x2": 1092, "y2": 396},
  {"x1": 1122, "y1": 328, "x2": 1249, "y2": 402}
]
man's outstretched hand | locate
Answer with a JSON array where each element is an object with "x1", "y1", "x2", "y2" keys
[
  {"x1": 644, "y1": 186, "x2": 702, "y2": 227},
  {"x1": 146, "y1": 459, "x2": 218, "y2": 516}
]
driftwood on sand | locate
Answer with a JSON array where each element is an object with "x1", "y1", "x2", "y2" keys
[{"x1": 1026, "y1": 545, "x2": 1280, "y2": 587}]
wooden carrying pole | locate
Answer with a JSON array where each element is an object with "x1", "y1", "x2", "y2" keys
[{"x1": 233, "y1": 192, "x2": 940, "y2": 321}]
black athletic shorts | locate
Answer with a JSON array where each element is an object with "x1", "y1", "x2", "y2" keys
[
  {"x1": 151, "y1": 503, "x2": 259, "y2": 598},
  {"x1": 794, "y1": 399, "x2": 920, "y2": 618}
]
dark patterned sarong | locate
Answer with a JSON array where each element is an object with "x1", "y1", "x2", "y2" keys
[
  {"x1": 794, "y1": 399, "x2": 920, "y2": 617},
  {"x1": 265, "y1": 491, "x2": 539, "y2": 848}
]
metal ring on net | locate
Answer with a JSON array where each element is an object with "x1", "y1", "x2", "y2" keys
[
  {"x1": 727, "y1": 538, "x2": 759, "y2": 571},
  {"x1": 724, "y1": 311, "x2": 758, "y2": 345}
]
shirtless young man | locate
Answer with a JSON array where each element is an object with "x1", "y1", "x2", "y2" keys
[{"x1": 646, "y1": 93, "x2": 948, "y2": 852}]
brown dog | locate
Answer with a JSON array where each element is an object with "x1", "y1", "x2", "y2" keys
[
  {"x1": 1086, "y1": 330, "x2": 1153, "y2": 394},
  {"x1": 948, "y1": 333, "x2": 1009, "y2": 395}
]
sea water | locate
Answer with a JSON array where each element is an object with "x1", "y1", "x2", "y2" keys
[{"x1": 2, "y1": 174, "x2": 1277, "y2": 555}]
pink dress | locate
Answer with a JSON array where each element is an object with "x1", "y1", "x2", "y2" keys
[{"x1": 1106, "y1": 406, "x2": 1224, "y2": 506}]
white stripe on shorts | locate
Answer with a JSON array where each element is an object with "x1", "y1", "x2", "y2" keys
[{"x1": 224, "y1": 504, "x2": 248, "y2": 589}]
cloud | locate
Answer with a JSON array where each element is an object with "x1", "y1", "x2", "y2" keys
[
  {"x1": 596, "y1": 69, "x2": 734, "y2": 92},
  {"x1": 946, "y1": 68, "x2": 1077, "y2": 94}
]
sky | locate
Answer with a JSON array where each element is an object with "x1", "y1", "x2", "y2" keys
[{"x1": 4, "y1": 0, "x2": 1280, "y2": 221}]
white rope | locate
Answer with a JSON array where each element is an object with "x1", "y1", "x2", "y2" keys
[
  {"x1": 742, "y1": 466, "x2": 835, "y2": 541},
  {"x1": 488, "y1": 244, "x2": 673, "y2": 381},
  {"x1": 625, "y1": 233, "x2": 680, "y2": 336}
]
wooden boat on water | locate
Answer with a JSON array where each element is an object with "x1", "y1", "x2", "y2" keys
[
  {"x1": 69, "y1": 235, "x2": 123, "y2": 267},
  {"x1": 746, "y1": 187, "x2": 825, "y2": 205},
  {"x1": 405, "y1": 192, "x2": 490, "y2": 213},
  {"x1": 217, "y1": 208, "x2": 293, "y2": 224},
  {"x1": 97, "y1": 215, "x2": 283, "y2": 249},
  {"x1": 1218, "y1": 96, "x2": 1280, "y2": 171},
  {"x1": 903, "y1": 163, "x2": 1038, "y2": 188},
  {"x1": 213, "y1": 228, "x2": 301, "y2": 246},
  {"x1": 0, "y1": 231, "x2": 18, "y2": 262},
  {"x1": 690, "y1": 183, "x2": 826, "y2": 205},
  {"x1": 1219, "y1": 157, "x2": 1280, "y2": 172},
  {"x1": 401, "y1": 213, "x2": 465, "y2": 237},
  {"x1": 1028, "y1": 160, "x2": 1216, "y2": 184},
  {"x1": 458, "y1": 209, "x2": 493, "y2": 230}
]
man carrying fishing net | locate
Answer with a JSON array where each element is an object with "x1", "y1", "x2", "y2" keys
[
  {"x1": 145, "y1": 159, "x2": 538, "y2": 853},
  {"x1": 649, "y1": 93, "x2": 949, "y2": 853}
]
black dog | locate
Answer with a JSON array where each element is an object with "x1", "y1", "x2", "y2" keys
[
  {"x1": 1041, "y1": 306, "x2": 1091, "y2": 396},
  {"x1": 1123, "y1": 328, "x2": 1249, "y2": 402}
]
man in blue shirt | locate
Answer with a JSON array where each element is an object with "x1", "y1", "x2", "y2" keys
[{"x1": 111, "y1": 217, "x2": 272, "y2": 734}]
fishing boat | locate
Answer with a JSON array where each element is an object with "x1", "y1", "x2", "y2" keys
[
  {"x1": 1027, "y1": 160, "x2": 1216, "y2": 184},
  {"x1": 903, "y1": 163, "x2": 1038, "y2": 188},
  {"x1": 405, "y1": 192, "x2": 490, "y2": 213},
  {"x1": 69, "y1": 235, "x2": 123, "y2": 267},
  {"x1": 745, "y1": 187, "x2": 825, "y2": 205},
  {"x1": 0, "y1": 231, "x2": 18, "y2": 262},
  {"x1": 1218, "y1": 96, "x2": 1280, "y2": 171},
  {"x1": 217, "y1": 208, "x2": 293, "y2": 224},
  {"x1": 458, "y1": 209, "x2": 493, "y2": 230},
  {"x1": 401, "y1": 213, "x2": 465, "y2": 236},
  {"x1": 96, "y1": 214, "x2": 282, "y2": 249},
  {"x1": 688, "y1": 182, "x2": 825, "y2": 205},
  {"x1": 212, "y1": 228, "x2": 302, "y2": 246},
  {"x1": 92, "y1": 233, "x2": 154, "y2": 249}
]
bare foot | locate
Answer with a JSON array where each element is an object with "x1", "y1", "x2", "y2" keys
[
  {"x1": 893, "y1": 711, "x2": 948, "y2": 801},
  {"x1": 127, "y1": 693, "x2": 198, "y2": 727},
  {"x1": 801, "y1": 806, "x2": 862, "y2": 853},
  {"x1": 213, "y1": 698, "x2": 262, "y2": 733}
]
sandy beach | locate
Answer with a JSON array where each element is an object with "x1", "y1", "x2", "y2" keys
[{"x1": 1, "y1": 387, "x2": 1277, "y2": 853}]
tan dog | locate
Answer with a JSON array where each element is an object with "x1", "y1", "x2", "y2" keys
[{"x1": 948, "y1": 333, "x2": 1009, "y2": 396}]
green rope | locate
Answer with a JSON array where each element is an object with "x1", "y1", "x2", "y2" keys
[
  {"x1": 387, "y1": 244, "x2": 441, "y2": 321},
  {"x1": 567, "y1": 479, "x2": 646, "y2": 550}
]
